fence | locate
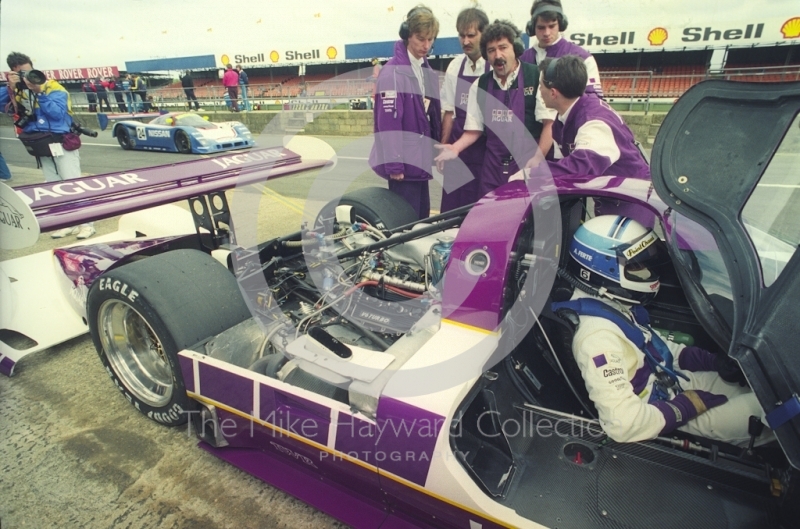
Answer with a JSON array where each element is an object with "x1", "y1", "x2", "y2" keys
[{"x1": 68, "y1": 65, "x2": 800, "y2": 114}]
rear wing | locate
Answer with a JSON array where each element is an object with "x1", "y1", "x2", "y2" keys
[{"x1": 5, "y1": 139, "x2": 334, "y2": 244}]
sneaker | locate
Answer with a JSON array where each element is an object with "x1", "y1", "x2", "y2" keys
[
  {"x1": 76, "y1": 226, "x2": 97, "y2": 240},
  {"x1": 51, "y1": 227, "x2": 80, "y2": 239}
]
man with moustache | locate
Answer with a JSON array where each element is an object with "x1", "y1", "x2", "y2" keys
[
  {"x1": 369, "y1": 5, "x2": 442, "y2": 219},
  {"x1": 438, "y1": 7, "x2": 489, "y2": 212},
  {"x1": 520, "y1": 0, "x2": 603, "y2": 157},
  {"x1": 435, "y1": 20, "x2": 543, "y2": 197}
]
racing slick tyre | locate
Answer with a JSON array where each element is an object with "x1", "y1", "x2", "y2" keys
[
  {"x1": 174, "y1": 130, "x2": 192, "y2": 154},
  {"x1": 315, "y1": 187, "x2": 419, "y2": 233},
  {"x1": 117, "y1": 127, "x2": 133, "y2": 150},
  {"x1": 86, "y1": 249, "x2": 252, "y2": 426}
]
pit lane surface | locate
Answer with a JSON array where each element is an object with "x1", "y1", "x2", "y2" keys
[{"x1": 1, "y1": 125, "x2": 413, "y2": 529}]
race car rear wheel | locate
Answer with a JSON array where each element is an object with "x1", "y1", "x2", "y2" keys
[
  {"x1": 174, "y1": 130, "x2": 192, "y2": 154},
  {"x1": 314, "y1": 187, "x2": 419, "y2": 233},
  {"x1": 86, "y1": 249, "x2": 252, "y2": 426},
  {"x1": 117, "y1": 127, "x2": 133, "y2": 150}
]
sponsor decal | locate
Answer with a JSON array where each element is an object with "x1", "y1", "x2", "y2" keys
[
  {"x1": 326, "y1": 46, "x2": 338, "y2": 60},
  {"x1": 97, "y1": 277, "x2": 140, "y2": 303},
  {"x1": 209, "y1": 149, "x2": 287, "y2": 169},
  {"x1": 781, "y1": 17, "x2": 800, "y2": 38},
  {"x1": 603, "y1": 367, "x2": 624, "y2": 377},
  {"x1": 491, "y1": 109, "x2": 514, "y2": 123},
  {"x1": 221, "y1": 54, "x2": 230, "y2": 65},
  {"x1": 648, "y1": 27, "x2": 669, "y2": 46},
  {"x1": 570, "y1": 31, "x2": 635, "y2": 47},
  {"x1": 523, "y1": 86, "x2": 536, "y2": 96},
  {"x1": 574, "y1": 248, "x2": 594, "y2": 262},
  {"x1": 148, "y1": 403, "x2": 184, "y2": 424},
  {"x1": 593, "y1": 354, "x2": 607, "y2": 367},
  {"x1": 136, "y1": 126, "x2": 146, "y2": 140},
  {"x1": 682, "y1": 23, "x2": 764, "y2": 42},
  {"x1": 148, "y1": 129, "x2": 171, "y2": 138},
  {"x1": 623, "y1": 232, "x2": 657, "y2": 259},
  {"x1": 0, "y1": 196, "x2": 24, "y2": 230},
  {"x1": 286, "y1": 49, "x2": 321, "y2": 61},
  {"x1": 270, "y1": 51, "x2": 280, "y2": 63},
  {"x1": 234, "y1": 53, "x2": 266, "y2": 63},
  {"x1": 27, "y1": 173, "x2": 146, "y2": 202},
  {"x1": 459, "y1": 92, "x2": 469, "y2": 105},
  {"x1": 270, "y1": 441, "x2": 318, "y2": 468}
]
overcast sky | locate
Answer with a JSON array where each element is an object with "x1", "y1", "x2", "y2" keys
[{"x1": 1, "y1": 0, "x2": 797, "y2": 71}]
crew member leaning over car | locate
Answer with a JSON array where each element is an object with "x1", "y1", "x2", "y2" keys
[
  {"x1": 555, "y1": 215, "x2": 774, "y2": 446},
  {"x1": 368, "y1": 4, "x2": 442, "y2": 220}
]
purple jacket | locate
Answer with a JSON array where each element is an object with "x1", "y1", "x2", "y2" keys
[
  {"x1": 520, "y1": 39, "x2": 602, "y2": 97},
  {"x1": 548, "y1": 94, "x2": 650, "y2": 179},
  {"x1": 369, "y1": 40, "x2": 442, "y2": 181}
]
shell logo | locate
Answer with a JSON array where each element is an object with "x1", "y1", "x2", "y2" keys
[
  {"x1": 220, "y1": 54, "x2": 230, "y2": 65},
  {"x1": 647, "y1": 27, "x2": 668, "y2": 46},
  {"x1": 781, "y1": 17, "x2": 800, "y2": 39},
  {"x1": 270, "y1": 51, "x2": 279, "y2": 63},
  {"x1": 326, "y1": 46, "x2": 338, "y2": 60}
]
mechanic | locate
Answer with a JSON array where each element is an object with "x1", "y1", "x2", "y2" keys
[
  {"x1": 434, "y1": 20, "x2": 543, "y2": 198},
  {"x1": 520, "y1": 0, "x2": 603, "y2": 158},
  {"x1": 236, "y1": 65, "x2": 250, "y2": 112},
  {"x1": 223, "y1": 64, "x2": 240, "y2": 112},
  {"x1": 437, "y1": 7, "x2": 489, "y2": 213},
  {"x1": 536, "y1": 55, "x2": 649, "y2": 180},
  {"x1": 180, "y1": 70, "x2": 200, "y2": 111},
  {"x1": 5, "y1": 51, "x2": 94, "y2": 238},
  {"x1": 554, "y1": 214, "x2": 772, "y2": 446},
  {"x1": 368, "y1": 5, "x2": 442, "y2": 219}
]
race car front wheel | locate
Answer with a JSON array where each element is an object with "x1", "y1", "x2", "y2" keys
[
  {"x1": 174, "y1": 130, "x2": 192, "y2": 154},
  {"x1": 117, "y1": 127, "x2": 133, "y2": 150},
  {"x1": 86, "y1": 249, "x2": 253, "y2": 426}
]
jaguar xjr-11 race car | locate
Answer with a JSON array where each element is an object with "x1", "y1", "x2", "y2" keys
[{"x1": 2, "y1": 81, "x2": 800, "y2": 528}]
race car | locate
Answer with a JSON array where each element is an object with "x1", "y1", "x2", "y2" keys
[
  {"x1": 2, "y1": 80, "x2": 800, "y2": 528},
  {"x1": 110, "y1": 111, "x2": 255, "y2": 154}
]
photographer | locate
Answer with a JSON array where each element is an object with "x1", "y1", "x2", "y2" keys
[{"x1": 6, "y1": 51, "x2": 95, "y2": 239}]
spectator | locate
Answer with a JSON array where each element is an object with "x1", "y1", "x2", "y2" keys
[
  {"x1": 180, "y1": 70, "x2": 200, "y2": 111},
  {"x1": 82, "y1": 79, "x2": 97, "y2": 112},
  {"x1": 122, "y1": 74, "x2": 136, "y2": 113},
  {"x1": 236, "y1": 64, "x2": 250, "y2": 111},
  {"x1": 109, "y1": 77, "x2": 127, "y2": 112},
  {"x1": 438, "y1": 7, "x2": 489, "y2": 212},
  {"x1": 368, "y1": 5, "x2": 442, "y2": 219},
  {"x1": 222, "y1": 89, "x2": 232, "y2": 111},
  {"x1": 136, "y1": 76, "x2": 150, "y2": 112},
  {"x1": 366, "y1": 57, "x2": 382, "y2": 109},
  {"x1": 222, "y1": 64, "x2": 240, "y2": 112},
  {"x1": 6, "y1": 51, "x2": 94, "y2": 238},
  {"x1": 520, "y1": 0, "x2": 604, "y2": 158},
  {"x1": 94, "y1": 77, "x2": 112, "y2": 112}
]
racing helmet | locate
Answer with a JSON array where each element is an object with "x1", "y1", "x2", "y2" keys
[{"x1": 567, "y1": 215, "x2": 661, "y2": 304}]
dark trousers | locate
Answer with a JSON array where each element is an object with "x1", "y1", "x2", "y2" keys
[
  {"x1": 97, "y1": 93, "x2": 112, "y2": 112},
  {"x1": 184, "y1": 88, "x2": 200, "y2": 110},
  {"x1": 138, "y1": 91, "x2": 150, "y2": 112},
  {"x1": 226, "y1": 86, "x2": 239, "y2": 111},
  {"x1": 113, "y1": 92, "x2": 127, "y2": 112},
  {"x1": 387, "y1": 179, "x2": 430, "y2": 220},
  {"x1": 86, "y1": 94, "x2": 97, "y2": 112}
]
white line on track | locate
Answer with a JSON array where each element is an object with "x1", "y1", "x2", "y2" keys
[{"x1": 759, "y1": 184, "x2": 800, "y2": 188}]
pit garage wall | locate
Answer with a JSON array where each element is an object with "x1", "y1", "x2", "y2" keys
[{"x1": 0, "y1": 111, "x2": 664, "y2": 145}]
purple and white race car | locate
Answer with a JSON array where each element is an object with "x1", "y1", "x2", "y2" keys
[{"x1": 2, "y1": 80, "x2": 800, "y2": 528}]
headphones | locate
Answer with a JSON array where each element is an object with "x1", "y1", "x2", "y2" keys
[
  {"x1": 399, "y1": 6, "x2": 433, "y2": 40},
  {"x1": 542, "y1": 57, "x2": 559, "y2": 87},
  {"x1": 525, "y1": 4, "x2": 569, "y2": 36}
]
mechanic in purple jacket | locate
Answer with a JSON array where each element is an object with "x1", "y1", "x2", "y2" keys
[
  {"x1": 368, "y1": 5, "x2": 442, "y2": 219},
  {"x1": 537, "y1": 55, "x2": 649, "y2": 180},
  {"x1": 520, "y1": 0, "x2": 603, "y2": 158}
]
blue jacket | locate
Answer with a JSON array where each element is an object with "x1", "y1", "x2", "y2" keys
[
  {"x1": 17, "y1": 80, "x2": 74, "y2": 134},
  {"x1": 369, "y1": 40, "x2": 442, "y2": 181},
  {"x1": 238, "y1": 70, "x2": 249, "y2": 85}
]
